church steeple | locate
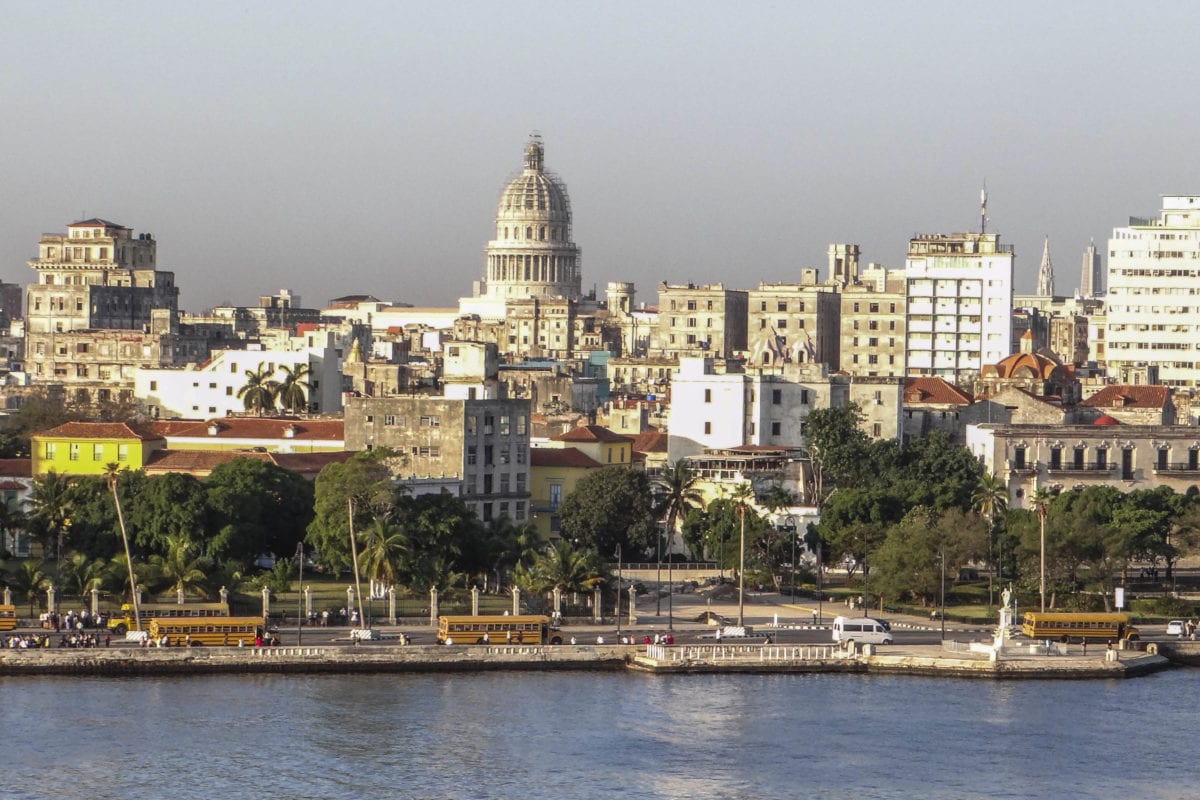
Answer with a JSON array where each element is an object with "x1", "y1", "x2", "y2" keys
[{"x1": 1036, "y1": 236, "x2": 1055, "y2": 297}]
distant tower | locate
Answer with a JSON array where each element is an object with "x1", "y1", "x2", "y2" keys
[
  {"x1": 481, "y1": 135, "x2": 581, "y2": 301},
  {"x1": 980, "y1": 186, "x2": 988, "y2": 234},
  {"x1": 1036, "y1": 237, "x2": 1055, "y2": 297},
  {"x1": 827, "y1": 243, "x2": 860, "y2": 287},
  {"x1": 1080, "y1": 240, "x2": 1103, "y2": 297}
]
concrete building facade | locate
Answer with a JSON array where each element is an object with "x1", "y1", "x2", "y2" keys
[{"x1": 904, "y1": 231, "x2": 1014, "y2": 384}]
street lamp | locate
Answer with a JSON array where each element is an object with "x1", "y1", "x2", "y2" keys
[
  {"x1": 939, "y1": 547, "x2": 946, "y2": 642},
  {"x1": 1037, "y1": 495, "x2": 1048, "y2": 613},
  {"x1": 785, "y1": 516, "x2": 797, "y2": 604},
  {"x1": 666, "y1": 521, "x2": 674, "y2": 632},
  {"x1": 655, "y1": 521, "x2": 663, "y2": 616},
  {"x1": 295, "y1": 542, "x2": 304, "y2": 646},
  {"x1": 737, "y1": 499, "x2": 747, "y2": 628},
  {"x1": 615, "y1": 544, "x2": 622, "y2": 640}
]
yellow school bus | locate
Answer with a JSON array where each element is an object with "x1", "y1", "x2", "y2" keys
[
  {"x1": 108, "y1": 602, "x2": 230, "y2": 634},
  {"x1": 1021, "y1": 612, "x2": 1139, "y2": 642},
  {"x1": 436, "y1": 615, "x2": 562, "y2": 645},
  {"x1": 0, "y1": 605, "x2": 17, "y2": 632},
  {"x1": 148, "y1": 616, "x2": 268, "y2": 647}
]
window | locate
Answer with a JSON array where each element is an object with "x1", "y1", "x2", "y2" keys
[
  {"x1": 704, "y1": 421, "x2": 712, "y2": 434},
  {"x1": 516, "y1": 415, "x2": 527, "y2": 435},
  {"x1": 467, "y1": 416, "x2": 478, "y2": 435},
  {"x1": 1013, "y1": 446, "x2": 1027, "y2": 469},
  {"x1": 704, "y1": 389, "x2": 712, "y2": 403},
  {"x1": 772, "y1": 389, "x2": 782, "y2": 405},
  {"x1": 1050, "y1": 447, "x2": 1062, "y2": 470},
  {"x1": 500, "y1": 416, "x2": 510, "y2": 435},
  {"x1": 800, "y1": 389, "x2": 810, "y2": 405},
  {"x1": 117, "y1": 444, "x2": 129, "y2": 463},
  {"x1": 771, "y1": 421, "x2": 781, "y2": 436},
  {"x1": 44, "y1": 443, "x2": 57, "y2": 460},
  {"x1": 419, "y1": 415, "x2": 440, "y2": 427},
  {"x1": 467, "y1": 446, "x2": 477, "y2": 465},
  {"x1": 384, "y1": 415, "x2": 396, "y2": 426},
  {"x1": 549, "y1": 483, "x2": 562, "y2": 509},
  {"x1": 872, "y1": 423, "x2": 882, "y2": 437},
  {"x1": 93, "y1": 444, "x2": 103, "y2": 461},
  {"x1": 69, "y1": 443, "x2": 80, "y2": 461}
]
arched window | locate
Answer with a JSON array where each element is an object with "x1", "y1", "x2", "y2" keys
[{"x1": 526, "y1": 226, "x2": 533, "y2": 240}]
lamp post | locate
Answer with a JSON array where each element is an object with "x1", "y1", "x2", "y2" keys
[
  {"x1": 615, "y1": 544, "x2": 622, "y2": 640},
  {"x1": 939, "y1": 548, "x2": 946, "y2": 642},
  {"x1": 655, "y1": 521, "x2": 662, "y2": 616},
  {"x1": 666, "y1": 522, "x2": 674, "y2": 632},
  {"x1": 295, "y1": 542, "x2": 304, "y2": 646},
  {"x1": 785, "y1": 516, "x2": 797, "y2": 604},
  {"x1": 738, "y1": 499, "x2": 746, "y2": 628},
  {"x1": 1037, "y1": 497, "x2": 1048, "y2": 613}
]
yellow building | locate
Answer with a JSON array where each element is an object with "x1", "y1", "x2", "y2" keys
[
  {"x1": 31, "y1": 422, "x2": 166, "y2": 476},
  {"x1": 529, "y1": 425, "x2": 635, "y2": 541}
]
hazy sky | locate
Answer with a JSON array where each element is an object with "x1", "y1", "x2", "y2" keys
[{"x1": 3, "y1": 2, "x2": 1198, "y2": 313}]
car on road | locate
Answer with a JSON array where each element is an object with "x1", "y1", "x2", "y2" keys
[{"x1": 1166, "y1": 619, "x2": 1185, "y2": 637}]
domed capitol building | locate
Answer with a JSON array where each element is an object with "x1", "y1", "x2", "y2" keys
[{"x1": 461, "y1": 135, "x2": 588, "y2": 321}]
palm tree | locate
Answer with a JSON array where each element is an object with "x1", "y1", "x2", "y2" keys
[
  {"x1": 27, "y1": 470, "x2": 73, "y2": 568},
  {"x1": 730, "y1": 482, "x2": 754, "y2": 626},
  {"x1": 654, "y1": 460, "x2": 704, "y2": 629},
  {"x1": 152, "y1": 534, "x2": 210, "y2": 601},
  {"x1": 10, "y1": 559, "x2": 49, "y2": 615},
  {"x1": 1032, "y1": 485, "x2": 1056, "y2": 612},
  {"x1": 57, "y1": 552, "x2": 108, "y2": 601},
  {"x1": 520, "y1": 541, "x2": 603, "y2": 612},
  {"x1": 358, "y1": 515, "x2": 408, "y2": 589},
  {"x1": 972, "y1": 471, "x2": 1009, "y2": 606},
  {"x1": 277, "y1": 363, "x2": 312, "y2": 414},
  {"x1": 105, "y1": 463, "x2": 142, "y2": 631},
  {"x1": 237, "y1": 363, "x2": 279, "y2": 415}
]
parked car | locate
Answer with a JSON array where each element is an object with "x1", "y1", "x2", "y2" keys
[{"x1": 1166, "y1": 619, "x2": 1185, "y2": 637}]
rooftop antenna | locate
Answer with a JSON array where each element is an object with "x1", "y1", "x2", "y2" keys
[{"x1": 979, "y1": 184, "x2": 988, "y2": 234}]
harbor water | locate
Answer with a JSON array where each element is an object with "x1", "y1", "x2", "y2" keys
[{"x1": 4, "y1": 669, "x2": 1193, "y2": 799}]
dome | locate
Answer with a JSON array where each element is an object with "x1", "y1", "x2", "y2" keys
[
  {"x1": 494, "y1": 138, "x2": 573, "y2": 230},
  {"x1": 481, "y1": 136, "x2": 582, "y2": 302}
]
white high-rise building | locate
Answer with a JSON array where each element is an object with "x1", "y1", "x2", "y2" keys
[
  {"x1": 1106, "y1": 195, "x2": 1200, "y2": 387},
  {"x1": 904, "y1": 231, "x2": 1015, "y2": 385}
]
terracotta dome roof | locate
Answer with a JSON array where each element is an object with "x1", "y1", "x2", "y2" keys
[{"x1": 1093, "y1": 414, "x2": 1120, "y2": 426}]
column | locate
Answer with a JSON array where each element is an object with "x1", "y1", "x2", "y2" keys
[
  {"x1": 177, "y1": 585, "x2": 185, "y2": 605},
  {"x1": 347, "y1": 586, "x2": 356, "y2": 620},
  {"x1": 304, "y1": 585, "x2": 313, "y2": 618},
  {"x1": 388, "y1": 586, "x2": 396, "y2": 625},
  {"x1": 471, "y1": 586, "x2": 480, "y2": 616},
  {"x1": 593, "y1": 586, "x2": 602, "y2": 623},
  {"x1": 429, "y1": 587, "x2": 439, "y2": 626},
  {"x1": 511, "y1": 586, "x2": 520, "y2": 616},
  {"x1": 91, "y1": 587, "x2": 100, "y2": 617},
  {"x1": 553, "y1": 587, "x2": 562, "y2": 616},
  {"x1": 47, "y1": 584, "x2": 56, "y2": 614},
  {"x1": 3, "y1": 587, "x2": 11, "y2": 606},
  {"x1": 261, "y1": 587, "x2": 271, "y2": 618},
  {"x1": 628, "y1": 585, "x2": 638, "y2": 625}
]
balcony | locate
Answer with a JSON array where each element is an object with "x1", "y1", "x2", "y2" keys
[
  {"x1": 1153, "y1": 462, "x2": 1200, "y2": 475},
  {"x1": 1047, "y1": 463, "x2": 1115, "y2": 474}
]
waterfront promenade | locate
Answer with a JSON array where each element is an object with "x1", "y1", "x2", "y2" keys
[{"x1": 0, "y1": 589, "x2": 1187, "y2": 678}]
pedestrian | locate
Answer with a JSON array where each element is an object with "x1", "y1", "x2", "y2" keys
[
  {"x1": 811, "y1": 609, "x2": 818, "y2": 626},
  {"x1": 482, "y1": 632, "x2": 489, "y2": 644},
  {"x1": 1081, "y1": 638, "x2": 1087, "y2": 655}
]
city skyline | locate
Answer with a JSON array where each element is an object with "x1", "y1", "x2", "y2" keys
[{"x1": 3, "y1": 2, "x2": 1199, "y2": 311}]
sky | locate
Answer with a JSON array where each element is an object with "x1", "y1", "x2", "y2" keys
[{"x1": 2, "y1": 2, "x2": 1199, "y2": 313}]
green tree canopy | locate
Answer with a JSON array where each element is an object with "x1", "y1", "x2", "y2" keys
[
  {"x1": 205, "y1": 457, "x2": 314, "y2": 565},
  {"x1": 557, "y1": 466, "x2": 658, "y2": 559}
]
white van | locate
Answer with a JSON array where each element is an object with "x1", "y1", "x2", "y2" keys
[{"x1": 831, "y1": 616, "x2": 893, "y2": 646}]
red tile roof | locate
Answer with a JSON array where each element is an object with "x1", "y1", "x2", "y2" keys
[
  {"x1": 531, "y1": 448, "x2": 603, "y2": 468},
  {"x1": 0, "y1": 459, "x2": 32, "y2": 478},
  {"x1": 555, "y1": 424, "x2": 633, "y2": 444},
  {"x1": 1080, "y1": 385, "x2": 1169, "y2": 410},
  {"x1": 630, "y1": 429, "x2": 668, "y2": 454},
  {"x1": 143, "y1": 449, "x2": 353, "y2": 478},
  {"x1": 35, "y1": 421, "x2": 164, "y2": 441},
  {"x1": 145, "y1": 417, "x2": 344, "y2": 441},
  {"x1": 903, "y1": 377, "x2": 973, "y2": 406}
]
